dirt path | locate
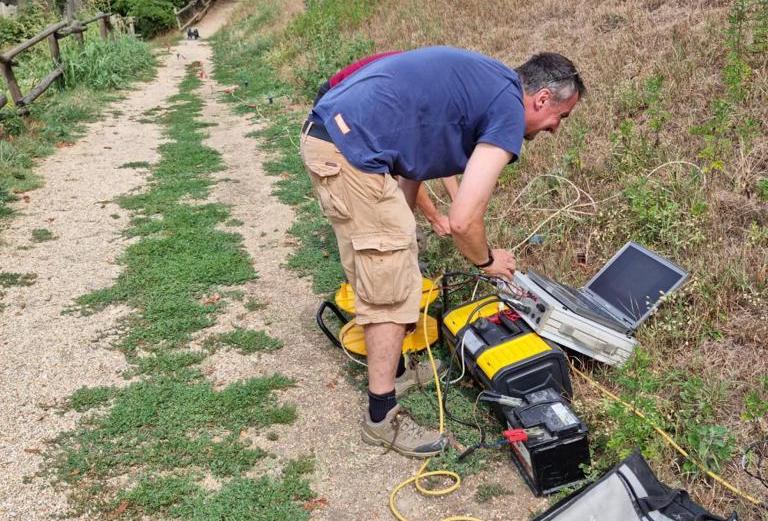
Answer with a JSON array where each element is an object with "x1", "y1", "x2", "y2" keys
[{"x1": 0, "y1": 2, "x2": 545, "y2": 519}]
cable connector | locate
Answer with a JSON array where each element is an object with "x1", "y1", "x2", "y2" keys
[
  {"x1": 503, "y1": 428, "x2": 528, "y2": 444},
  {"x1": 478, "y1": 391, "x2": 524, "y2": 408}
]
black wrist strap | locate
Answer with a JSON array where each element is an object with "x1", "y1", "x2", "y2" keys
[{"x1": 474, "y1": 248, "x2": 494, "y2": 269}]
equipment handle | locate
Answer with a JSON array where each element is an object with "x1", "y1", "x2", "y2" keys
[{"x1": 315, "y1": 300, "x2": 347, "y2": 349}]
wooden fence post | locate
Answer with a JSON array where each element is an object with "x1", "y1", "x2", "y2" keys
[
  {"x1": 47, "y1": 32, "x2": 65, "y2": 89},
  {"x1": 0, "y1": 61, "x2": 23, "y2": 106},
  {"x1": 72, "y1": 22, "x2": 85, "y2": 45},
  {"x1": 98, "y1": 16, "x2": 109, "y2": 40}
]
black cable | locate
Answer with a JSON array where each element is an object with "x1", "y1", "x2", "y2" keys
[
  {"x1": 742, "y1": 438, "x2": 768, "y2": 490},
  {"x1": 441, "y1": 294, "x2": 506, "y2": 452}
]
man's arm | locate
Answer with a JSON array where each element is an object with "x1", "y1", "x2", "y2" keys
[
  {"x1": 415, "y1": 184, "x2": 451, "y2": 236},
  {"x1": 399, "y1": 177, "x2": 421, "y2": 211},
  {"x1": 441, "y1": 175, "x2": 460, "y2": 201},
  {"x1": 449, "y1": 143, "x2": 517, "y2": 279}
]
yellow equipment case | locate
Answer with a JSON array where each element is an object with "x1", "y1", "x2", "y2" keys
[{"x1": 441, "y1": 295, "x2": 572, "y2": 399}]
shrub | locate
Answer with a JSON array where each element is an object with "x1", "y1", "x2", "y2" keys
[
  {"x1": 0, "y1": 2, "x2": 56, "y2": 51},
  {"x1": 112, "y1": 0, "x2": 183, "y2": 38}
]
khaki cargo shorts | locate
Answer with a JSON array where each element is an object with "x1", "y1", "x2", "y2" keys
[{"x1": 300, "y1": 129, "x2": 421, "y2": 326}]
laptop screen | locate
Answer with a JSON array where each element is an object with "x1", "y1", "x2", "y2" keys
[{"x1": 586, "y1": 242, "x2": 688, "y2": 327}]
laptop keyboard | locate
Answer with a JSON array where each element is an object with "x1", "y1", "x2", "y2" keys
[{"x1": 527, "y1": 271, "x2": 619, "y2": 323}]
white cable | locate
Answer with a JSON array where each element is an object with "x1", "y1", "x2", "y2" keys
[
  {"x1": 339, "y1": 330, "x2": 368, "y2": 368},
  {"x1": 444, "y1": 279, "x2": 482, "y2": 386}
]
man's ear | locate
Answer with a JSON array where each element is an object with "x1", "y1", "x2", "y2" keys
[{"x1": 534, "y1": 88, "x2": 552, "y2": 110}]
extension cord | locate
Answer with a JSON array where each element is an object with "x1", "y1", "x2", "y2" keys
[{"x1": 389, "y1": 275, "x2": 485, "y2": 521}]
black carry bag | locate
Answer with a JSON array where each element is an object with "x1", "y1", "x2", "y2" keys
[{"x1": 533, "y1": 451, "x2": 739, "y2": 521}]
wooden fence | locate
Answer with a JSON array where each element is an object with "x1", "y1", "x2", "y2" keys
[
  {"x1": 0, "y1": 13, "x2": 126, "y2": 114},
  {"x1": 175, "y1": 0, "x2": 213, "y2": 32}
]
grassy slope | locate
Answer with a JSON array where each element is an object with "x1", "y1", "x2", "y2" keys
[{"x1": 214, "y1": 0, "x2": 767, "y2": 517}]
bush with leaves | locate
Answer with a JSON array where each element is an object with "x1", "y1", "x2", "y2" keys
[
  {"x1": 112, "y1": 0, "x2": 185, "y2": 38},
  {"x1": 0, "y1": 2, "x2": 57, "y2": 51}
]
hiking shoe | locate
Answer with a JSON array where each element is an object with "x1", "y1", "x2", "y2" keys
[
  {"x1": 362, "y1": 405, "x2": 446, "y2": 458},
  {"x1": 395, "y1": 356, "x2": 445, "y2": 397}
]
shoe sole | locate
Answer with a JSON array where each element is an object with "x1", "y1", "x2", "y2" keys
[{"x1": 361, "y1": 430, "x2": 443, "y2": 458}]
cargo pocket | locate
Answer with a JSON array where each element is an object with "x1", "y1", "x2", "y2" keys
[
  {"x1": 351, "y1": 233, "x2": 415, "y2": 305},
  {"x1": 307, "y1": 161, "x2": 350, "y2": 221}
]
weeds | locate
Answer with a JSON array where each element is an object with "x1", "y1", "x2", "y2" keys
[
  {"x1": 31, "y1": 227, "x2": 54, "y2": 242},
  {"x1": 0, "y1": 271, "x2": 37, "y2": 287},
  {"x1": 244, "y1": 297, "x2": 267, "y2": 311},
  {"x1": 475, "y1": 483, "x2": 513, "y2": 503},
  {"x1": 214, "y1": 328, "x2": 284, "y2": 353},
  {"x1": 120, "y1": 161, "x2": 151, "y2": 169}
]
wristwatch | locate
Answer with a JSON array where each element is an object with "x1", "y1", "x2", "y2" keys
[{"x1": 474, "y1": 248, "x2": 494, "y2": 269}]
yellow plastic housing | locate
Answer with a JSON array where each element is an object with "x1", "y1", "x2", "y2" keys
[
  {"x1": 442, "y1": 296, "x2": 507, "y2": 336},
  {"x1": 339, "y1": 313, "x2": 438, "y2": 356},
  {"x1": 476, "y1": 333, "x2": 552, "y2": 379},
  {"x1": 334, "y1": 278, "x2": 439, "y2": 315}
]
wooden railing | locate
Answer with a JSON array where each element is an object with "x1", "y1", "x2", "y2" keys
[
  {"x1": 175, "y1": 0, "x2": 214, "y2": 32},
  {"x1": 0, "y1": 13, "x2": 116, "y2": 114}
]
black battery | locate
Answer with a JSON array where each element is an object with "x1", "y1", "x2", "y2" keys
[
  {"x1": 441, "y1": 296, "x2": 573, "y2": 400},
  {"x1": 503, "y1": 388, "x2": 590, "y2": 496}
]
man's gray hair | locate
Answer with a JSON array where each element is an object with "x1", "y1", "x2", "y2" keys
[{"x1": 515, "y1": 52, "x2": 586, "y2": 102}]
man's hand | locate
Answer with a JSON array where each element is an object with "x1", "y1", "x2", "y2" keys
[
  {"x1": 481, "y1": 248, "x2": 516, "y2": 280},
  {"x1": 429, "y1": 214, "x2": 451, "y2": 236}
]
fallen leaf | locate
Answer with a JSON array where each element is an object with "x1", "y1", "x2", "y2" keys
[
  {"x1": 303, "y1": 497, "x2": 328, "y2": 511},
  {"x1": 109, "y1": 499, "x2": 129, "y2": 518},
  {"x1": 201, "y1": 293, "x2": 221, "y2": 305},
  {"x1": 325, "y1": 379, "x2": 337, "y2": 389},
  {"x1": 24, "y1": 447, "x2": 41, "y2": 454}
]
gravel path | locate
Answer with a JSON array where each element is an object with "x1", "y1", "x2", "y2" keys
[{"x1": 0, "y1": 2, "x2": 547, "y2": 519}]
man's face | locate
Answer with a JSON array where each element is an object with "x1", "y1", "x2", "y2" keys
[{"x1": 523, "y1": 89, "x2": 580, "y2": 140}]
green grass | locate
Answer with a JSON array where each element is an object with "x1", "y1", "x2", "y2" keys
[
  {"x1": 120, "y1": 161, "x2": 151, "y2": 169},
  {"x1": 215, "y1": 328, "x2": 284, "y2": 353},
  {"x1": 0, "y1": 271, "x2": 37, "y2": 287},
  {"x1": 52, "y1": 375, "x2": 297, "y2": 516},
  {"x1": 46, "y1": 63, "x2": 310, "y2": 518},
  {"x1": 74, "y1": 65, "x2": 256, "y2": 355},
  {"x1": 475, "y1": 482, "x2": 513, "y2": 503},
  {"x1": 31, "y1": 227, "x2": 54, "y2": 242}
]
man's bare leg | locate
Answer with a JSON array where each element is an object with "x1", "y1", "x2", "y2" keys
[{"x1": 365, "y1": 322, "x2": 405, "y2": 395}]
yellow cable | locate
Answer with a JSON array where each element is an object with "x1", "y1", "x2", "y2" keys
[
  {"x1": 569, "y1": 363, "x2": 765, "y2": 508},
  {"x1": 389, "y1": 275, "x2": 484, "y2": 521}
]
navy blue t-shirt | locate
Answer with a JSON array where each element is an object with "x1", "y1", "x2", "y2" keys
[{"x1": 311, "y1": 46, "x2": 525, "y2": 181}]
